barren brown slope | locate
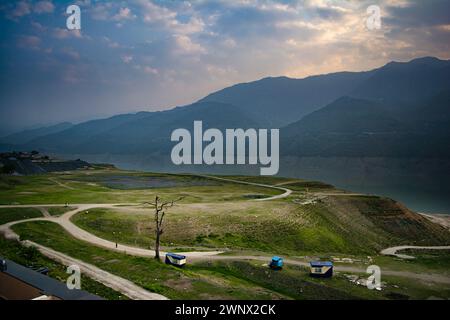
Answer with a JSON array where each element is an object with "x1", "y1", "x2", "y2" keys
[{"x1": 322, "y1": 195, "x2": 450, "y2": 250}]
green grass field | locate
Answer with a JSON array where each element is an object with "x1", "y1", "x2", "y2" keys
[
  {"x1": 11, "y1": 220, "x2": 450, "y2": 300},
  {"x1": 71, "y1": 202, "x2": 365, "y2": 255},
  {"x1": 11, "y1": 221, "x2": 289, "y2": 299},
  {"x1": 2, "y1": 167, "x2": 449, "y2": 300},
  {"x1": 0, "y1": 170, "x2": 281, "y2": 205},
  {"x1": 47, "y1": 206, "x2": 76, "y2": 216},
  {"x1": 0, "y1": 207, "x2": 43, "y2": 224},
  {"x1": 70, "y1": 195, "x2": 450, "y2": 256}
]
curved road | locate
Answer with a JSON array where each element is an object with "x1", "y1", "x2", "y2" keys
[
  {"x1": 380, "y1": 245, "x2": 450, "y2": 259},
  {"x1": 198, "y1": 175, "x2": 292, "y2": 201},
  {"x1": 23, "y1": 239, "x2": 168, "y2": 300},
  {"x1": 0, "y1": 173, "x2": 294, "y2": 257},
  {"x1": 2, "y1": 203, "x2": 450, "y2": 286},
  {"x1": 0, "y1": 176, "x2": 292, "y2": 299},
  {"x1": 0, "y1": 204, "x2": 224, "y2": 258},
  {"x1": 2, "y1": 176, "x2": 450, "y2": 298}
]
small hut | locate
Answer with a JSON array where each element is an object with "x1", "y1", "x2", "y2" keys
[
  {"x1": 309, "y1": 261, "x2": 333, "y2": 278},
  {"x1": 165, "y1": 253, "x2": 186, "y2": 267}
]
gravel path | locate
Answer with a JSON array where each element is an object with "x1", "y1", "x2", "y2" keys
[
  {"x1": 0, "y1": 207, "x2": 169, "y2": 300},
  {"x1": 21, "y1": 239, "x2": 168, "y2": 300},
  {"x1": 2, "y1": 177, "x2": 450, "y2": 298},
  {"x1": 2, "y1": 205, "x2": 450, "y2": 285},
  {"x1": 380, "y1": 245, "x2": 450, "y2": 259},
  {"x1": 198, "y1": 175, "x2": 292, "y2": 201}
]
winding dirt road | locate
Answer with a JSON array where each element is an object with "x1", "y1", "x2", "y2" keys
[
  {"x1": 2, "y1": 203, "x2": 450, "y2": 287},
  {"x1": 380, "y1": 245, "x2": 450, "y2": 259},
  {"x1": 0, "y1": 176, "x2": 292, "y2": 299},
  {"x1": 1, "y1": 176, "x2": 450, "y2": 299},
  {"x1": 198, "y1": 175, "x2": 293, "y2": 201},
  {"x1": 22, "y1": 239, "x2": 168, "y2": 300}
]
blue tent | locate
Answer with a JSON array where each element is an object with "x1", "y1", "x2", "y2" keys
[{"x1": 269, "y1": 256, "x2": 283, "y2": 269}]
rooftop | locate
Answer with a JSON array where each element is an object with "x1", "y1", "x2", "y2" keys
[{"x1": 0, "y1": 257, "x2": 103, "y2": 300}]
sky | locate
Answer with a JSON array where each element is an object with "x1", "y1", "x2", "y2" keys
[{"x1": 0, "y1": 0, "x2": 450, "y2": 135}]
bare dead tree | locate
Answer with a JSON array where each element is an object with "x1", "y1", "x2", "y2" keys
[{"x1": 143, "y1": 196, "x2": 183, "y2": 260}]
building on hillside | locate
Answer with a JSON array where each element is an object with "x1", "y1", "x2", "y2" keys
[
  {"x1": 0, "y1": 258, "x2": 103, "y2": 300},
  {"x1": 309, "y1": 261, "x2": 333, "y2": 278}
]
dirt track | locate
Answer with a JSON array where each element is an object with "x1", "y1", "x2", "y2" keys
[
  {"x1": 22, "y1": 239, "x2": 168, "y2": 300},
  {"x1": 198, "y1": 175, "x2": 293, "y2": 201},
  {"x1": 2, "y1": 203, "x2": 450, "y2": 286},
  {"x1": 380, "y1": 245, "x2": 450, "y2": 259},
  {"x1": 1, "y1": 177, "x2": 450, "y2": 299}
]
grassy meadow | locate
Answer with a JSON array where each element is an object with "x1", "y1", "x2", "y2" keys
[{"x1": 1, "y1": 166, "x2": 449, "y2": 300}]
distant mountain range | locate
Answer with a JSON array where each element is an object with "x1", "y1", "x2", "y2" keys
[
  {"x1": 2, "y1": 56, "x2": 450, "y2": 161},
  {"x1": 0, "y1": 122, "x2": 73, "y2": 146}
]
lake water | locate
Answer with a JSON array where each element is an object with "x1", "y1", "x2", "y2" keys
[{"x1": 60, "y1": 153, "x2": 450, "y2": 214}]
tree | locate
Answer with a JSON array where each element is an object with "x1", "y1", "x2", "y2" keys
[{"x1": 144, "y1": 196, "x2": 182, "y2": 260}]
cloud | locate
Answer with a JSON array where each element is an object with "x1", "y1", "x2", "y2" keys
[
  {"x1": 222, "y1": 38, "x2": 237, "y2": 48},
  {"x1": 112, "y1": 7, "x2": 136, "y2": 21},
  {"x1": 2, "y1": 0, "x2": 450, "y2": 129},
  {"x1": 137, "y1": 0, "x2": 177, "y2": 24},
  {"x1": 131, "y1": 64, "x2": 159, "y2": 75},
  {"x1": 121, "y1": 54, "x2": 134, "y2": 64},
  {"x1": 61, "y1": 47, "x2": 80, "y2": 60},
  {"x1": 385, "y1": 0, "x2": 450, "y2": 27},
  {"x1": 102, "y1": 36, "x2": 121, "y2": 48},
  {"x1": 136, "y1": 0, "x2": 204, "y2": 34},
  {"x1": 8, "y1": 1, "x2": 31, "y2": 20},
  {"x1": 17, "y1": 35, "x2": 41, "y2": 50},
  {"x1": 206, "y1": 64, "x2": 237, "y2": 80},
  {"x1": 5, "y1": 0, "x2": 54, "y2": 20},
  {"x1": 142, "y1": 65, "x2": 158, "y2": 75},
  {"x1": 173, "y1": 35, "x2": 207, "y2": 55},
  {"x1": 30, "y1": 21, "x2": 47, "y2": 32},
  {"x1": 89, "y1": 2, "x2": 114, "y2": 21},
  {"x1": 62, "y1": 64, "x2": 82, "y2": 83},
  {"x1": 52, "y1": 28, "x2": 83, "y2": 39},
  {"x1": 33, "y1": 1, "x2": 54, "y2": 14}
]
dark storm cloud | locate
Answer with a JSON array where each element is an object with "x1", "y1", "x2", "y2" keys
[{"x1": 385, "y1": 0, "x2": 450, "y2": 27}]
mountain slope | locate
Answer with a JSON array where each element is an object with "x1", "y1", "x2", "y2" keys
[
  {"x1": 2, "y1": 56, "x2": 449, "y2": 160},
  {"x1": 200, "y1": 71, "x2": 374, "y2": 127},
  {"x1": 283, "y1": 97, "x2": 402, "y2": 135},
  {"x1": 0, "y1": 122, "x2": 73, "y2": 145},
  {"x1": 352, "y1": 57, "x2": 450, "y2": 104},
  {"x1": 281, "y1": 94, "x2": 450, "y2": 157},
  {"x1": 25, "y1": 112, "x2": 153, "y2": 152},
  {"x1": 25, "y1": 102, "x2": 258, "y2": 154}
]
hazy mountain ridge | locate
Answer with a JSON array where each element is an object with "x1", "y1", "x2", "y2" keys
[
  {"x1": 281, "y1": 93, "x2": 450, "y2": 157},
  {"x1": 0, "y1": 122, "x2": 74, "y2": 145},
  {"x1": 351, "y1": 57, "x2": 450, "y2": 104},
  {"x1": 24, "y1": 102, "x2": 258, "y2": 154},
  {"x1": 200, "y1": 71, "x2": 375, "y2": 127},
  {"x1": 3, "y1": 56, "x2": 450, "y2": 159}
]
